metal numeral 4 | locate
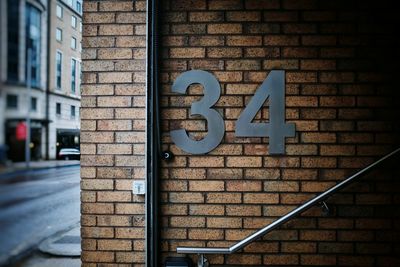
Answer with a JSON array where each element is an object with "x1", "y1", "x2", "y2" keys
[{"x1": 235, "y1": 70, "x2": 295, "y2": 154}]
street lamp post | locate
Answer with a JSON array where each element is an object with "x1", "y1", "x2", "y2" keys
[{"x1": 25, "y1": 48, "x2": 32, "y2": 168}]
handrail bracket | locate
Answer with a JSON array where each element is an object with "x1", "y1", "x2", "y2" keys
[
  {"x1": 198, "y1": 254, "x2": 209, "y2": 267},
  {"x1": 319, "y1": 201, "x2": 331, "y2": 216}
]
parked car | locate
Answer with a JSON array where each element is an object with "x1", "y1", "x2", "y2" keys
[{"x1": 58, "y1": 148, "x2": 80, "y2": 160}]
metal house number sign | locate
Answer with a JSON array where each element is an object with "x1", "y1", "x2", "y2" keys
[{"x1": 170, "y1": 70, "x2": 295, "y2": 155}]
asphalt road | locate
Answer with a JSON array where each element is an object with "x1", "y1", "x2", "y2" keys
[{"x1": 0, "y1": 166, "x2": 80, "y2": 266}]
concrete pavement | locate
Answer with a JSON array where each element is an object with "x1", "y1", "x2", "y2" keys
[
  {"x1": 14, "y1": 253, "x2": 80, "y2": 267},
  {"x1": 0, "y1": 165, "x2": 80, "y2": 266},
  {"x1": 15, "y1": 225, "x2": 81, "y2": 267}
]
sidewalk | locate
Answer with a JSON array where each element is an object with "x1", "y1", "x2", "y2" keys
[
  {"x1": 0, "y1": 160, "x2": 80, "y2": 178},
  {"x1": 14, "y1": 225, "x2": 81, "y2": 267}
]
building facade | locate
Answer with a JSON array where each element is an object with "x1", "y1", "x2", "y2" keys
[
  {"x1": 81, "y1": 0, "x2": 400, "y2": 266},
  {"x1": 0, "y1": 0, "x2": 49, "y2": 161},
  {"x1": 48, "y1": 0, "x2": 82, "y2": 159},
  {"x1": 0, "y1": 0, "x2": 82, "y2": 161}
]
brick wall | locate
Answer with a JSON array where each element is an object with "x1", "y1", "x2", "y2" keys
[
  {"x1": 81, "y1": 0, "x2": 400, "y2": 266},
  {"x1": 80, "y1": 1, "x2": 147, "y2": 266},
  {"x1": 159, "y1": 0, "x2": 400, "y2": 266}
]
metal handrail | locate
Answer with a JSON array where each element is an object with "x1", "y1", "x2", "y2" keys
[{"x1": 177, "y1": 147, "x2": 400, "y2": 255}]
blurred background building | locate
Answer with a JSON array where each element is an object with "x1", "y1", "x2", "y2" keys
[
  {"x1": 48, "y1": 0, "x2": 82, "y2": 160},
  {"x1": 0, "y1": 0, "x2": 82, "y2": 162}
]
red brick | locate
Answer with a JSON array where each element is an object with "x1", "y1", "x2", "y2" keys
[
  {"x1": 320, "y1": 145, "x2": 355, "y2": 156},
  {"x1": 207, "y1": 48, "x2": 242, "y2": 58},
  {"x1": 171, "y1": 24, "x2": 206, "y2": 34},
  {"x1": 226, "y1": 157, "x2": 262, "y2": 167},
  {"x1": 243, "y1": 193, "x2": 279, "y2": 204},
  {"x1": 82, "y1": 251, "x2": 114, "y2": 263},
  {"x1": 226, "y1": 11, "x2": 261, "y2": 21},
  {"x1": 301, "y1": 181, "x2": 336, "y2": 192},
  {"x1": 264, "y1": 181, "x2": 299, "y2": 192},
  {"x1": 301, "y1": 60, "x2": 336, "y2": 70},
  {"x1": 265, "y1": 35, "x2": 299, "y2": 46},
  {"x1": 245, "y1": 47, "x2": 280, "y2": 58},
  {"x1": 170, "y1": 192, "x2": 204, "y2": 203},
  {"x1": 282, "y1": 242, "x2": 316, "y2": 253},
  {"x1": 286, "y1": 72, "x2": 317, "y2": 83},
  {"x1": 282, "y1": 169, "x2": 318, "y2": 180},
  {"x1": 189, "y1": 157, "x2": 224, "y2": 167},
  {"x1": 301, "y1": 255, "x2": 336, "y2": 266},
  {"x1": 264, "y1": 11, "x2": 298, "y2": 21},
  {"x1": 283, "y1": 0, "x2": 318, "y2": 9},
  {"x1": 206, "y1": 192, "x2": 242, "y2": 203},
  {"x1": 207, "y1": 23, "x2": 242, "y2": 34},
  {"x1": 189, "y1": 11, "x2": 224, "y2": 22},
  {"x1": 189, "y1": 181, "x2": 225, "y2": 191},
  {"x1": 301, "y1": 133, "x2": 336, "y2": 143},
  {"x1": 189, "y1": 205, "x2": 224, "y2": 216},
  {"x1": 226, "y1": 205, "x2": 261, "y2": 216},
  {"x1": 320, "y1": 96, "x2": 355, "y2": 107},
  {"x1": 301, "y1": 157, "x2": 337, "y2": 168},
  {"x1": 170, "y1": 48, "x2": 205, "y2": 58},
  {"x1": 264, "y1": 255, "x2": 299, "y2": 265},
  {"x1": 283, "y1": 23, "x2": 317, "y2": 34},
  {"x1": 226, "y1": 36, "x2": 262, "y2": 46},
  {"x1": 189, "y1": 229, "x2": 224, "y2": 240},
  {"x1": 283, "y1": 47, "x2": 318, "y2": 58},
  {"x1": 264, "y1": 59, "x2": 299, "y2": 70},
  {"x1": 208, "y1": 0, "x2": 243, "y2": 10},
  {"x1": 246, "y1": 0, "x2": 280, "y2": 9},
  {"x1": 300, "y1": 230, "x2": 336, "y2": 241},
  {"x1": 226, "y1": 181, "x2": 262, "y2": 192},
  {"x1": 226, "y1": 254, "x2": 262, "y2": 265},
  {"x1": 302, "y1": 35, "x2": 337, "y2": 46}
]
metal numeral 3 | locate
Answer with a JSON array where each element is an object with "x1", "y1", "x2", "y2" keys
[{"x1": 170, "y1": 70, "x2": 225, "y2": 155}]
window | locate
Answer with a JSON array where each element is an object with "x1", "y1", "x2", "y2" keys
[
  {"x1": 56, "y1": 5, "x2": 63, "y2": 18},
  {"x1": 76, "y1": 1, "x2": 82, "y2": 13},
  {"x1": 79, "y1": 22, "x2": 82, "y2": 33},
  {"x1": 71, "y1": 16, "x2": 77, "y2": 28},
  {"x1": 6, "y1": 94, "x2": 18, "y2": 109},
  {"x1": 56, "y1": 28, "x2": 62, "y2": 42},
  {"x1": 56, "y1": 103, "x2": 61, "y2": 115},
  {"x1": 7, "y1": 0, "x2": 19, "y2": 82},
  {"x1": 71, "y1": 37, "x2": 77, "y2": 49},
  {"x1": 56, "y1": 51, "x2": 62, "y2": 89},
  {"x1": 71, "y1": 105, "x2": 76, "y2": 118},
  {"x1": 78, "y1": 62, "x2": 82, "y2": 93},
  {"x1": 26, "y1": 4, "x2": 41, "y2": 88},
  {"x1": 31, "y1": 97, "x2": 37, "y2": 111},
  {"x1": 71, "y1": 59, "x2": 77, "y2": 94}
]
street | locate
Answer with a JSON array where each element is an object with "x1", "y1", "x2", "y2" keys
[{"x1": 0, "y1": 166, "x2": 80, "y2": 266}]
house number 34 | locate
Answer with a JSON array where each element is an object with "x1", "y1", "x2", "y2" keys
[{"x1": 170, "y1": 70, "x2": 295, "y2": 155}]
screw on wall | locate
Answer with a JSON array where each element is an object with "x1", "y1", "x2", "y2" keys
[{"x1": 162, "y1": 151, "x2": 174, "y2": 162}]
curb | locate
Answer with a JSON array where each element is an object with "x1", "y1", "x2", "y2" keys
[
  {"x1": 39, "y1": 224, "x2": 81, "y2": 257},
  {"x1": 0, "y1": 163, "x2": 80, "y2": 180}
]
